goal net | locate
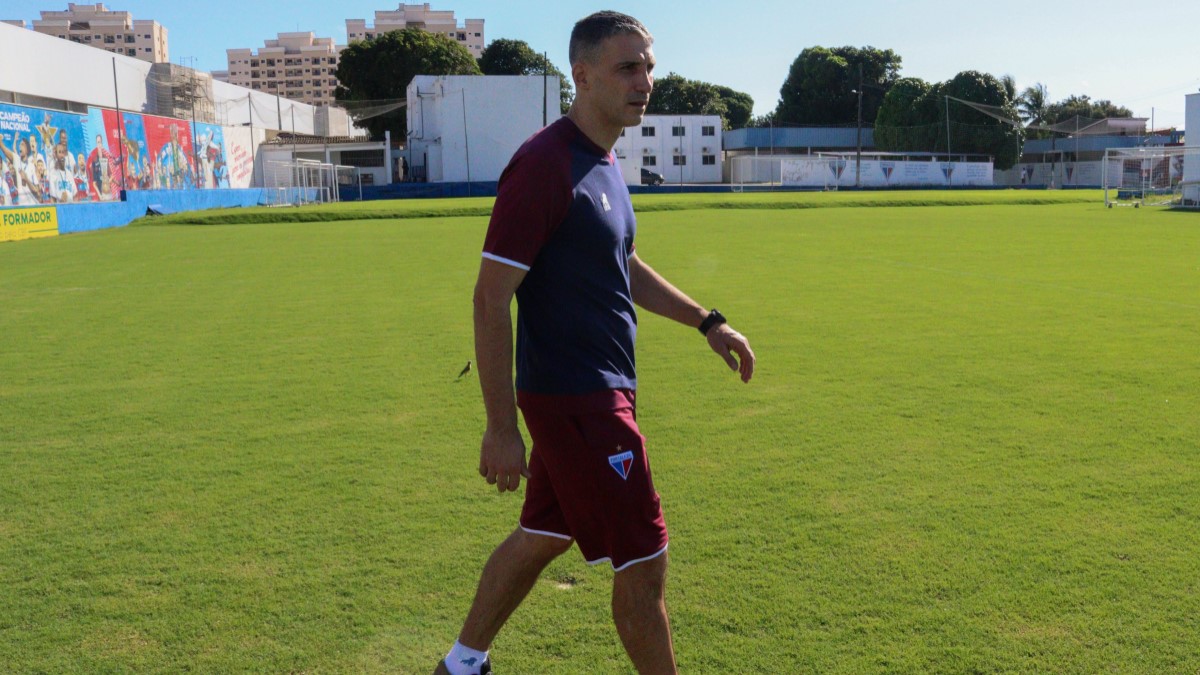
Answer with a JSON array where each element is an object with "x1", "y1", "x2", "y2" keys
[
  {"x1": 730, "y1": 155, "x2": 835, "y2": 191},
  {"x1": 263, "y1": 159, "x2": 339, "y2": 206},
  {"x1": 1103, "y1": 146, "x2": 1200, "y2": 208}
]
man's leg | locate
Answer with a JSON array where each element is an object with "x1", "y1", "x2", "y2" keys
[
  {"x1": 457, "y1": 527, "x2": 573, "y2": 650},
  {"x1": 612, "y1": 553, "x2": 677, "y2": 674}
]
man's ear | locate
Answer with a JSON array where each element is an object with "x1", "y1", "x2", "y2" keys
[{"x1": 571, "y1": 60, "x2": 589, "y2": 93}]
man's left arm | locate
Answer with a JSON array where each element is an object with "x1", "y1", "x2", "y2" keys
[{"x1": 628, "y1": 252, "x2": 755, "y2": 383}]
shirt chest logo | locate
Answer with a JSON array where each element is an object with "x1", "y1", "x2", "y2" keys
[{"x1": 601, "y1": 192, "x2": 612, "y2": 212}]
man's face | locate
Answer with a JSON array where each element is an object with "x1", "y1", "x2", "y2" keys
[{"x1": 577, "y1": 32, "x2": 655, "y2": 130}]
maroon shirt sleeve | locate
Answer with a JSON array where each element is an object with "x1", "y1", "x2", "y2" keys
[{"x1": 482, "y1": 133, "x2": 574, "y2": 270}]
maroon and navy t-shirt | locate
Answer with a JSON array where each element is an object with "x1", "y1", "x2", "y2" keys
[{"x1": 482, "y1": 117, "x2": 637, "y2": 402}]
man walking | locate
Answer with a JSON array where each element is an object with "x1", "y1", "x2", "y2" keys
[{"x1": 436, "y1": 11, "x2": 755, "y2": 675}]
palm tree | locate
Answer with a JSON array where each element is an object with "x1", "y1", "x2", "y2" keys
[
  {"x1": 1018, "y1": 83, "x2": 1049, "y2": 127},
  {"x1": 1000, "y1": 74, "x2": 1018, "y2": 103}
]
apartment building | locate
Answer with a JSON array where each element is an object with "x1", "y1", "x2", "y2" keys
[
  {"x1": 218, "y1": 33, "x2": 343, "y2": 107},
  {"x1": 218, "y1": 5, "x2": 483, "y2": 108},
  {"x1": 347, "y1": 4, "x2": 484, "y2": 58},
  {"x1": 30, "y1": 3, "x2": 167, "y2": 63}
]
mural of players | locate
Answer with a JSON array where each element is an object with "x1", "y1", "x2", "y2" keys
[
  {"x1": 119, "y1": 112, "x2": 149, "y2": 192},
  {"x1": 145, "y1": 116, "x2": 195, "y2": 190},
  {"x1": 85, "y1": 107, "x2": 124, "y2": 201},
  {"x1": 1, "y1": 102, "x2": 89, "y2": 204},
  {"x1": 194, "y1": 123, "x2": 230, "y2": 189}
]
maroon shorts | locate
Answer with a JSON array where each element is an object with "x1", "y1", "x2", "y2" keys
[{"x1": 517, "y1": 389, "x2": 668, "y2": 571}]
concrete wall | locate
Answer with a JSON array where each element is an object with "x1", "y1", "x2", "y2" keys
[
  {"x1": 614, "y1": 115, "x2": 723, "y2": 185},
  {"x1": 406, "y1": 75, "x2": 560, "y2": 183},
  {"x1": 1, "y1": 21, "x2": 319, "y2": 134}
]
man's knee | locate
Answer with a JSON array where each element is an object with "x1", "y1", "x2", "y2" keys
[{"x1": 613, "y1": 552, "x2": 668, "y2": 599}]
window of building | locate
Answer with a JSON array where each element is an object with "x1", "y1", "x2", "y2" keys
[
  {"x1": 643, "y1": 155, "x2": 656, "y2": 166},
  {"x1": 103, "y1": 35, "x2": 115, "y2": 43},
  {"x1": 702, "y1": 126, "x2": 715, "y2": 136},
  {"x1": 144, "y1": 34, "x2": 150, "y2": 39},
  {"x1": 641, "y1": 126, "x2": 655, "y2": 137},
  {"x1": 126, "y1": 48, "x2": 136, "y2": 56},
  {"x1": 702, "y1": 155, "x2": 716, "y2": 165},
  {"x1": 341, "y1": 149, "x2": 385, "y2": 167},
  {"x1": 672, "y1": 155, "x2": 687, "y2": 166},
  {"x1": 672, "y1": 126, "x2": 685, "y2": 137},
  {"x1": 125, "y1": 35, "x2": 135, "y2": 43}
]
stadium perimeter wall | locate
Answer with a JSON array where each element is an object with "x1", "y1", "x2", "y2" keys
[{"x1": 2, "y1": 188, "x2": 271, "y2": 242}]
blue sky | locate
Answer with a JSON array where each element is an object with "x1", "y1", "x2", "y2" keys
[{"x1": 6, "y1": 1, "x2": 1199, "y2": 129}]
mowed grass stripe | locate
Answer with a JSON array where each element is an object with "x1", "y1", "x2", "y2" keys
[
  {"x1": 133, "y1": 189, "x2": 1104, "y2": 227},
  {"x1": 1, "y1": 198, "x2": 1197, "y2": 672}
]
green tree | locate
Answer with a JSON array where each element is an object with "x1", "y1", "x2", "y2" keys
[
  {"x1": 941, "y1": 70, "x2": 1023, "y2": 169},
  {"x1": 874, "y1": 77, "x2": 937, "y2": 152},
  {"x1": 873, "y1": 71, "x2": 1023, "y2": 170},
  {"x1": 713, "y1": 85, "x2": 754, "y2": 129},
  {"x1": 1018, "y1": 83, "x2": 1050, "y2": 139},
  {"x1": 774, "y1": 46, "x2": 901, "y2": 126},
  {"x1": 1044, "y1": 94, "x2": 1133, "y2": 125},
  {"x1": 646, "y1": 73, "x2": 753, "y2": 130},
  {"x1": 478, "y1": 38, "x2": 573, "y2": 114},
  {"x1": 335, "y1": 28, "x2": 481, "y2": 140}
]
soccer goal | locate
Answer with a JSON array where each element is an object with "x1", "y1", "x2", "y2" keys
[
  {"x1": 730, "y1": 155, "x2": 836, "y2": 191},
  {"x1": 1103, "y1": 146, "x2": 1200, "y2": 208},
  {"x1": 264, "y1": 159, "x2": 338, "y2": 206}
]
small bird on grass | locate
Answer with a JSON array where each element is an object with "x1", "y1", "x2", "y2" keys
[{"x1": 457, "y1": 360, "x2": 473, "y2": 379}]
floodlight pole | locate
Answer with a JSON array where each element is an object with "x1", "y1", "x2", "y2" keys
[
  {"x1": 112, "y1": 57, "x2": 127, "y2": 194},
  {"x1": 855, "y1": 63, "x2": 862, "y2": 188},
  {"x1": 945, "y1": 95, "x2": 952, "y2": 187}
]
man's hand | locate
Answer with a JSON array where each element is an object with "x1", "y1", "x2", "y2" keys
[
  {"x1": 479, "y1": 425, "x2": 531, "y2": 493},
  {"x1": 707, "y1": 324, "x2": 756, "y2": 383}
]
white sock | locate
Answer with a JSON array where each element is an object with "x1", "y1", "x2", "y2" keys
[{"x1": 444, "y1": 640, "x2": 489, "y2": 675}]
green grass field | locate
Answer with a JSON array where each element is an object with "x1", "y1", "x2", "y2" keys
[{"x1": 2, "y1": 192, "x2": 1198, "y2": 672}]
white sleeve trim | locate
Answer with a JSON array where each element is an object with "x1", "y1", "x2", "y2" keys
[{"x1": 482, "y1": 252, "x2": 531, "y2": 271}]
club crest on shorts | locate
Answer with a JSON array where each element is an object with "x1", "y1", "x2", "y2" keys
[{"x1": 608, "y1": 446, "x2": 634, "y2": 480}]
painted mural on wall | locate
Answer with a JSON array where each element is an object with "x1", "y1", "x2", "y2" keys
[
  {"x1": 1, "y1": 103, "x2": 89, "y2": 206},
  {"x1": 194, "y1": 123, "x2": 230, "y2": 189},
  {"x1": 1, "y1": 101, "x2": 253, "y2": 208}
]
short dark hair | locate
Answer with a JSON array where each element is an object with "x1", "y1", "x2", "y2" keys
[{"x1": 569, "y1": 11, "x2": 652, "y2": 65}]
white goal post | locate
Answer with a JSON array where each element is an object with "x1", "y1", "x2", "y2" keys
[
  {"x1": 1103, "y1": 146, "x2": 1200, "y2": 208},
  {"x1": 729, "y1": 155, "x2": 834, "y2": 191}
]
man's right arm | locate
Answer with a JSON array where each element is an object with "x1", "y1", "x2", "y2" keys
[{"x1": 473, "y1": 257, "x2": 530, "y2": 493}]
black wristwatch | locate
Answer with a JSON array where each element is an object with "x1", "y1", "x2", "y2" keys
[{"x1": 698, "y1": 309, "x2": 726, "y2": 336}]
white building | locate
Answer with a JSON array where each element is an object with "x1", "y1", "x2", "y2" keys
[
  {"x1": 347, "y1": 4, "x2": 484, "y2": 58},
  {"x1": 30, "y1": 3, "x2": 168, "y2": 64},
  {"x1": 406, "y1": 75, "x2": 560, "y2": 183},
  {"x1": 613, "y1": 115, "x2": 723, "y2": 185},
  {"x1": 1185, "y1": 93, "x2": 1199, "y2": 206}
]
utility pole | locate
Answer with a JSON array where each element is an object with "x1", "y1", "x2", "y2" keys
[
  {"x1": 855, "y1": 63, "x2": 863, "y2": 188},
  {"x1": 112, "y1": 57, "x2": 126, "y2": 194}
]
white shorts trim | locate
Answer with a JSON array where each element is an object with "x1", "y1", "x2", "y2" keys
[
  {"x1": 587, "y1": 543, "x2": 668, "y2": 572},
  {"x1": 482, "y1": 252, "x2": 530, "y2": 271},
  {"x1": 520, "y1": 525, "x2": 573, "y2": 541}
]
